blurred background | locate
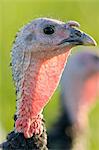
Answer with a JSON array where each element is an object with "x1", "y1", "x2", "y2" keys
[{"x1": 0, "y1": 0, "x2": 99, "y2": 149}]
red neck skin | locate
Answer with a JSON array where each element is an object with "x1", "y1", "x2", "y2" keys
[
  {"x1": 75, "y1": 74, "x2": 99, "y2": 134},
  {"x1": 15, "y1": 51, "x2": 70, "y2": 138},
  {"x1": 81, "y1": 73, "x2": 99, "y2": 106}
]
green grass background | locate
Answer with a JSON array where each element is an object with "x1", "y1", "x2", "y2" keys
[{"x1": 0, "y1": 0, "x2": 99, "y2": 149}]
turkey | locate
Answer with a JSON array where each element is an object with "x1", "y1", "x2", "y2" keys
[
  {"x1": 48, "y1": 48, "x2": 99, "y2": 150},
  {"x1": 0, "y1": 18, "x2": 96, "y2": 149}
]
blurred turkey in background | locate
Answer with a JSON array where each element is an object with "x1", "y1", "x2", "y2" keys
[
  {"x1": 48, "y1": 48, "x2": 99, "y2": 150},
  {"x1": 1, "y1": 0, "x2": 99, "y2": 149}
]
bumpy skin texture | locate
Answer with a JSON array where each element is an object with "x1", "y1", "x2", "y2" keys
[
  {"x1": 13, "y1": 52, "x2": 70, "y2": 138},
  {"x1": 0, "y1": 117, "x2": 47, "y2": 150},
  {"x1": 11, "y1": 18, "x2": 96, "y2": 138},
  {"x1": 0, "y1": 18, "x2": 96, "y2": 149}
]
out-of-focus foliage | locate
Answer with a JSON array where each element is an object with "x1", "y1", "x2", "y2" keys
[{"x1": 0, "y1": 0, "x2": 99, "y2": 149}]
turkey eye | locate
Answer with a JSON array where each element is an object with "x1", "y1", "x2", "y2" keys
[{"x1": 43, "y1": 26, "x2": 55, "y2": 35}]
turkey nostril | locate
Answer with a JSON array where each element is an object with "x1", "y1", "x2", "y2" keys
[{"x1": 75, "y1": 30, "x2": 82, "y2": 37}]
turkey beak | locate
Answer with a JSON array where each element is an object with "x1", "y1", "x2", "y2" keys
[
  {"x1": 80, "y1": 32, "x2": 97, "y2": 46},
  {"x1": 58, "y1": 28, "x2": 97, "y2": 46}
]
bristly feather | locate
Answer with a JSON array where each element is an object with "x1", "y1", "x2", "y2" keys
[
  {"x1": 0, "y1": 17, "x2": 96, "y2": 149},
  {"x1": 0, "y1": 118, "x2": 48, "y2": 150}
]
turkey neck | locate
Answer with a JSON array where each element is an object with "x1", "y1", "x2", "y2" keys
[{"x1": 13, "y1": 51, "x2": 70, "y2": 138}]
